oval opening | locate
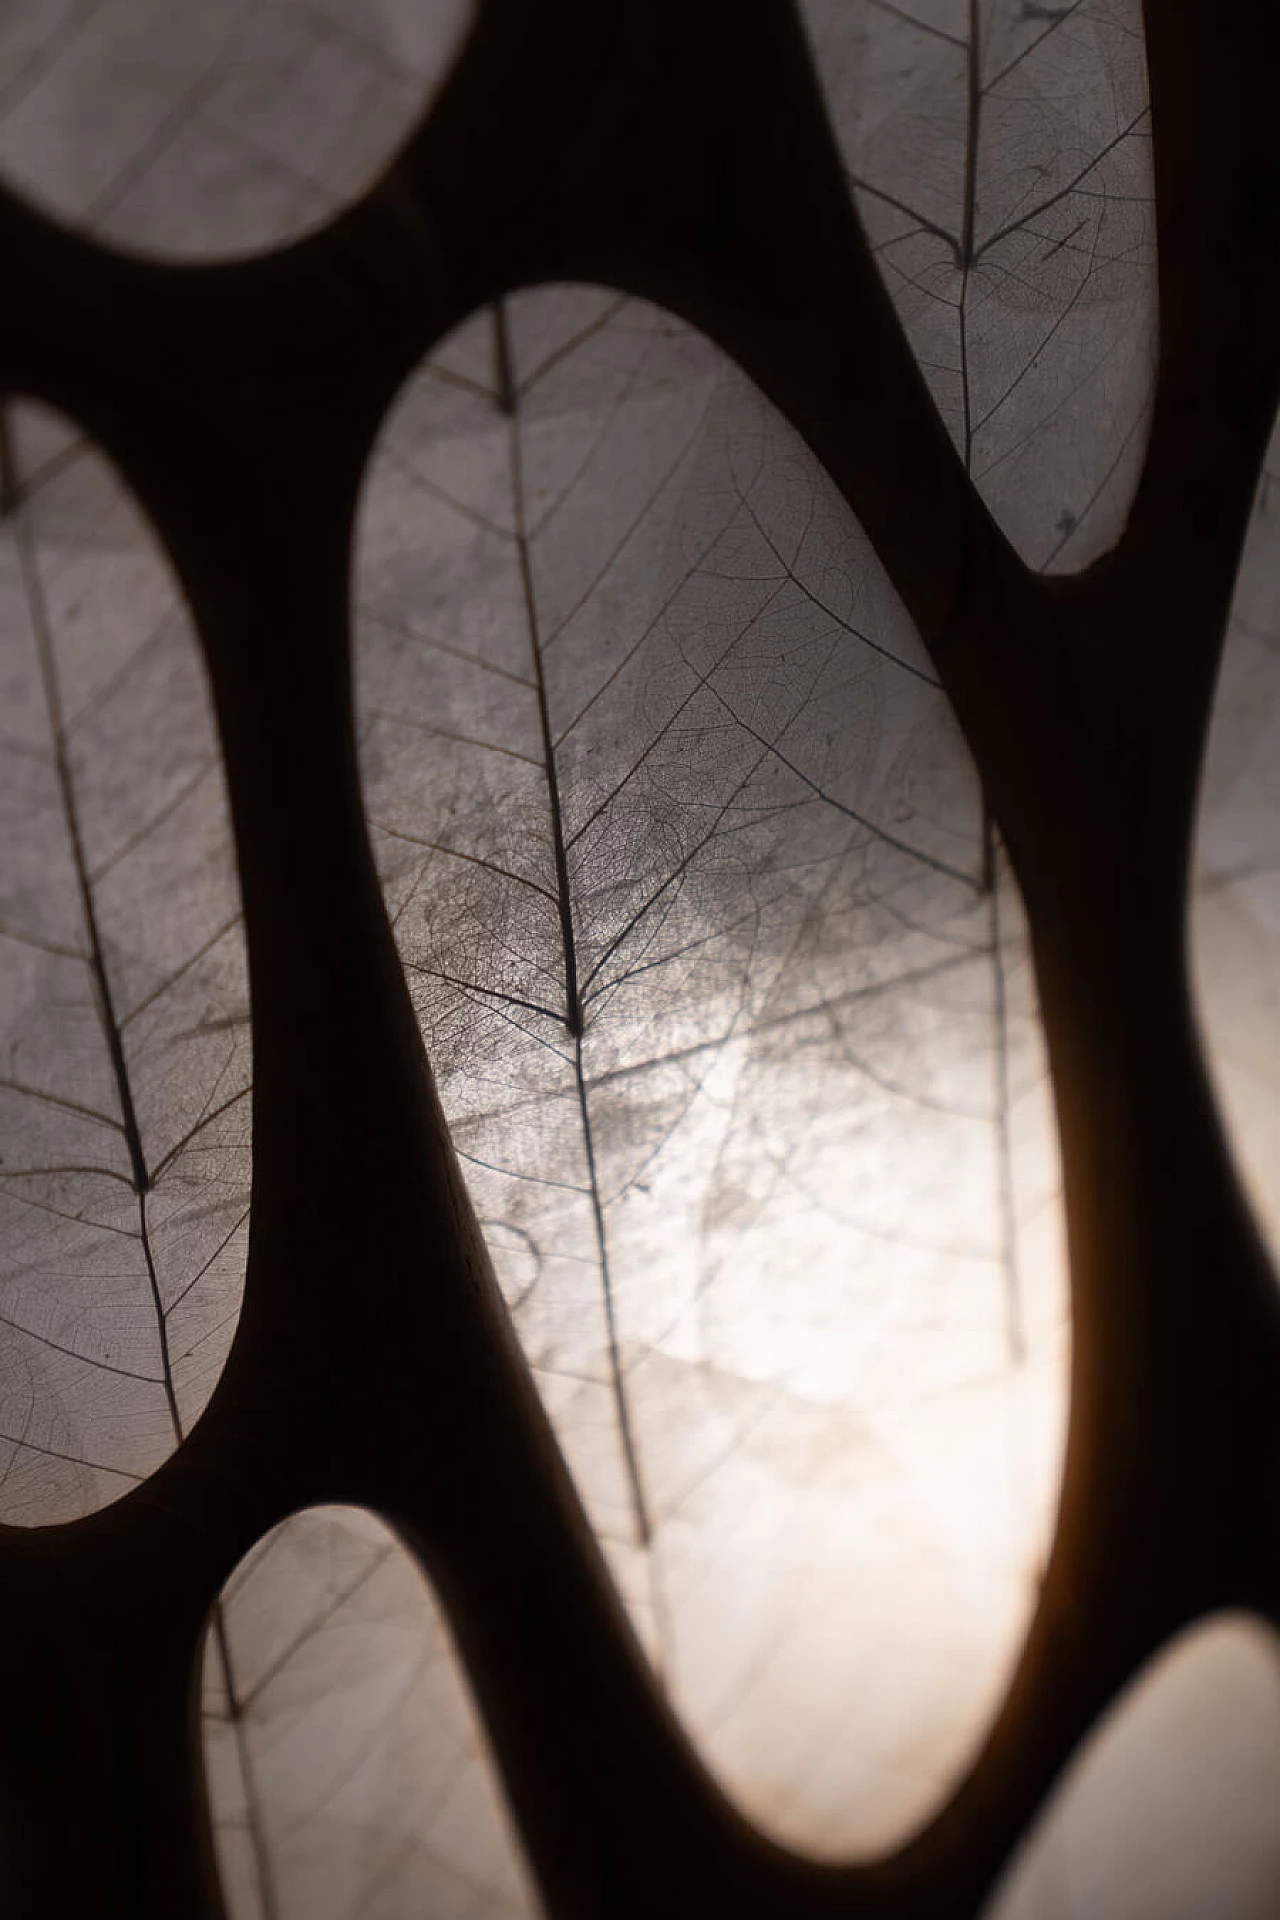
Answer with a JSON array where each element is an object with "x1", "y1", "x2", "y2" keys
[
  {"x1": 204, "y1": 1504, "x2": 537, "y2": 1919},
  {"x1": 797, "y1": 0, "x2": 1157, "y2": 572},
  {"x1": 1192, "y1": 411, "x2": 1280, "y2": 1267},
  {"x1": 0, "y1": 400, "x2": 250, "y2": 1522},
  {"x1": 986, "y1": 1613, "x2": 1280, "y2": 1919},
  {"x1": 0, "y1": 0, "x2": 472, "y2": 261},
  {"x1": 353, "y1": 288, "x2": 1070, "y2": 1856}
]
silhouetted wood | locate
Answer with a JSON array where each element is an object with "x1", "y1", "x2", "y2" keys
[{"x1": 0, "y1": 1, "x2": 1278, "y2": 1915}]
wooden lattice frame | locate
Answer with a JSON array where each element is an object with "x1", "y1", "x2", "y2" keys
[{"x1": 0, "y1": 2, "x2": 1278, "y2": 1912}]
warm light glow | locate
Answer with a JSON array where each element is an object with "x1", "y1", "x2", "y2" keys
[
  {"x1": 355, "y1": 289, "x2": 1072, "y2": 1855},
  {"x1": 989, "y1": 1615, "x2": 1280, "y2": 1919},
  {"x1": 13, "y1": 1, "x2": 1256, "y2": 1910}
]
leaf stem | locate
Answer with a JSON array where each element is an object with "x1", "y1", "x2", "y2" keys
[
  {"x1": 212, "y1": 1608, "x2": 280, "y2": 1920},
  {"x1": 17, "y1": 514, "x2": 151, "y2": 1196},
  {"x1": 500, "y1": 300, "x2": 584, "y2": 1040},
  {"x1": 498, "y1": 297, "x2": 658, "y2": 1562},
  {"x1": 572, "y1": 1032, "x2": 655, "y2": 1550},
  {"x1": 17, "y1": 507, "x2": 186, "y2": 1436}
]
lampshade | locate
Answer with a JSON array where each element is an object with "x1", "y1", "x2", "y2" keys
[{"x1": 1, "y1": 3, "x2": 1279, "y2": 1917}]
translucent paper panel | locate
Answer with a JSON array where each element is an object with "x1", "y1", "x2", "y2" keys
[
  {"x1": 204, "y1": 1506, "x2": 538, "y2": 1920},
  {"x1": 799, "y1": 0, "x2": 1157, "y2": 571},
  {"x1": 354, "y1": 291, "x2": 1069, "y2": 1855},
  {"x1": 0, "y1": 0, "x2": 471, "y2": 259},
  {"x1": 0, "y1": 404, "x2": 249, "y2": 1521},
  {"x1": 986, "y1": 1615, "x2": 1280, "y2": 1919},
  {"x1": 1192, "y1": 421, "x2": 1280, "y2": 1261}
]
